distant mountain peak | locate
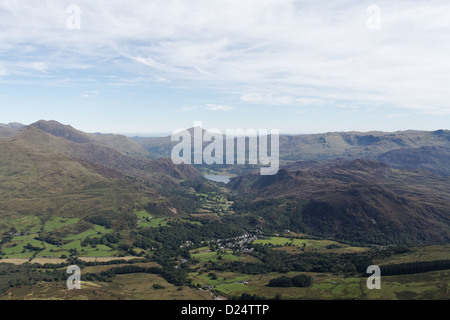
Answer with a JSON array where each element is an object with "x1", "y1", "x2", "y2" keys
[
  {"x1": 0, "y1": 122, "x2": 25, "y2": 129},
  {"x1": 29, "y1": 120, "x2": 91, "y2": 143}
]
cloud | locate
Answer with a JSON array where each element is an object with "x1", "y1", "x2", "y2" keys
[
  {"x1": 1, "y1": 0, "x2": 450, "y2": 116},
  {"x1": 241, "y1": 91, "x2": 327, "y2": 106},
  {"x1": 241, "y1": 92, "x2": 295, "y2": 105},
  {"x1": 205, "y1": 104, "x2": 234, "y2": 111},
  {"x1": 113, "y1": 45, "x2": 167, "y2": 71},
  {"x1": 384, "y1": 113, "x2": 411, "y2": 119},
  {"x1": 81, "y1": 91, "x2": 99, "y2": 98},
  {"x1": 181, "y1": 105, "x2": 199, "y2": 112}
]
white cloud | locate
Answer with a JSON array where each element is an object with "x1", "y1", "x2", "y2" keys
[
  {"x1": 241, "y1": 91, "x2": 327, "y2": 106},
  {"x1": 1, "y1": 0, "x2": 450, "y2": 115},
  {"x1": 384, "y1": 113, "x2": 411, "y2": 119},
  {"x1": 181, "y1": 105, "x2": 199, "y2": 112},
  {"x1": 81, "y1": 91, "x2": 99, "y2": 98},
  {"x1": 205, "y1": 104, "x2": 234, "y2": 112}
]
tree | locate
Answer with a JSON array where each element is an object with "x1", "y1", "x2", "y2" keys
[
  {"x1": 208, "y1": 272, "x2": 218, "y2": 280},
  {"x1": 268, "y1": 276, "x2": 292, "y2": 287},
  {"x1": 291, "y1": 274, "x2": 312, "y2": 287}
]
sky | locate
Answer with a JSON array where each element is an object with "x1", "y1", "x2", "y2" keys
[{"x1": 1, "y1": 0, "x2": 450, "y2": 135}]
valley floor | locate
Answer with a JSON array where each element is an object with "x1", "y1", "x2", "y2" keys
[
  {"x1": 1, "y1": 267, "x2": 448, "y2": 300},
  {"x1": 1, "y1": 242, "x2": 448, "y2": 300}
]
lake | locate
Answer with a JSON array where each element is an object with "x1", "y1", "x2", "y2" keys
[{"x1": 204, "y1": 174, "x2": 231, "y2": 184}]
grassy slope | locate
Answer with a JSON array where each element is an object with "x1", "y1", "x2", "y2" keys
[
  {"x1": 0, "y1": 125, "x2": 202, "y2": 261},
  {"x1": 0, "y1": 131, "x2": 147, "y2": 219}
]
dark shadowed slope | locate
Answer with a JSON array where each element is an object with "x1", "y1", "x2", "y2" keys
[
  {"x1": 229, "y1": 159, "x2": 450, "y2": 245},
  {"x1": 377, "y1": 146, "x2": 450, "y2": 176}
]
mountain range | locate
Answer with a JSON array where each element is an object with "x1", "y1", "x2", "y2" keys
[
  {"x1": 134, "y1": 128, "x2": 450, "y2": 176},
  {"x1": 0, "y1": 120, "x2": 199, "y2": 228},
  {"x1": 0, "y1": 120, "x2": 449, "y2": 245}
]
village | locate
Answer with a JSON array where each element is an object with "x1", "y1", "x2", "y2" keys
[
  {"x1": 210, "y1": 232, "x2": 261, "y2": 254},
  {"x1": 180, "y1": 230, "x2": 262, "y2": 254}
]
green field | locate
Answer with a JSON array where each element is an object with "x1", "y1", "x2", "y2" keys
[
  {"x1": 0, "y1": 237, "x2": 46, "y2": 259},
  {"x1": 374, "y1": 245, "x2": 450, "y2": 266},
  {"x1": 0, "y1": 215, "x2": 120, "y2": 259},
  {"x1": 188, "y1": 268, "x2": 450, "y2": 300},
  {"x1": 254, "y1": 236, "x2": 368, "y2": 253},
  {"x1": 0, "y1": 216, "x2": 42, "y2": 235},
  {"x1": 135, "y1": 210, "x2": 204, "y2": 228},
  {"x1": 1, "y1": 239, "x2": 449, "y2": 300},
  {"x1": 63, "y1": 225, "x2": 111, "y2": 241},
  {"x1": 191, "y1": 250, "x2": 241, "y2": 263},
  {"x1": 361, "y1": 269, "x2": 449, "y2": 300},
  {"x1": 1, "y1": 208, "x2": 448, "y2": 300},
  {"x1": 1, "y1": 261, "x2": 448, "y2": 300},
  {"x1": 43, "y1": 217, "x2": 80, "y2": 232},
  {"x1": 135, "y1": 210, "x2": 168, "y2": 227}
]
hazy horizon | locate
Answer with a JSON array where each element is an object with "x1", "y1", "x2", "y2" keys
[
  {"x1": 2, "y1": 1, "x2": 450, "y2": 134},
  {"x1": 1, "y1": 119, "x2": 447, "y2": 138}
]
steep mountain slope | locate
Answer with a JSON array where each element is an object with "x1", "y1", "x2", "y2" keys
[
  {"x1": 229, "y1": 160, "x2": 450, "y2": 245},
  {"x1": 0, "y1": 123, "x2": 201, "y2": 224},
  {"x1": 30, "y1": 120, "x2": 151, "y2": 158},
  {"x1": 21, "y1": 124, "x2": 198, "y2": 181},
  {"x1": 0, "y1": 134, "x2": 144, "y2": 223},
  {"x1": 377, "y1": 146, "x2": 450, "y2": 176},
  {"x1": 30, "y1": 120, "x2": 92, "y2": 143}
]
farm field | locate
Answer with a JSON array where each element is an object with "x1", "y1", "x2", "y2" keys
[
  {"x1": 1, "y1": 267, "x2": 448, "y2": 300},
  {"x1": 0, "y1": 215, "x2": 121, "y2": 260},
  {"x1": 190, "y1": 247, "x2": 254, "y2": 264},
  {"x1": 373, "y1": 245, "x2": 450, "y2": 265},
  {"x1": 1, "y1": 196, "x2": 449, "y2": 302},
  {"x1": 1, "y1": 185, "x2": 448, "y2": 301},
  {"x1": 187, "y1": 269, "x2": 449, "y2": 300},
  {"x1": 135, "y1": 210, "x2": 203, "y2": 228},
  {"x1": 254, "y1": 236, "x2": 369, "y2": 254}
]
